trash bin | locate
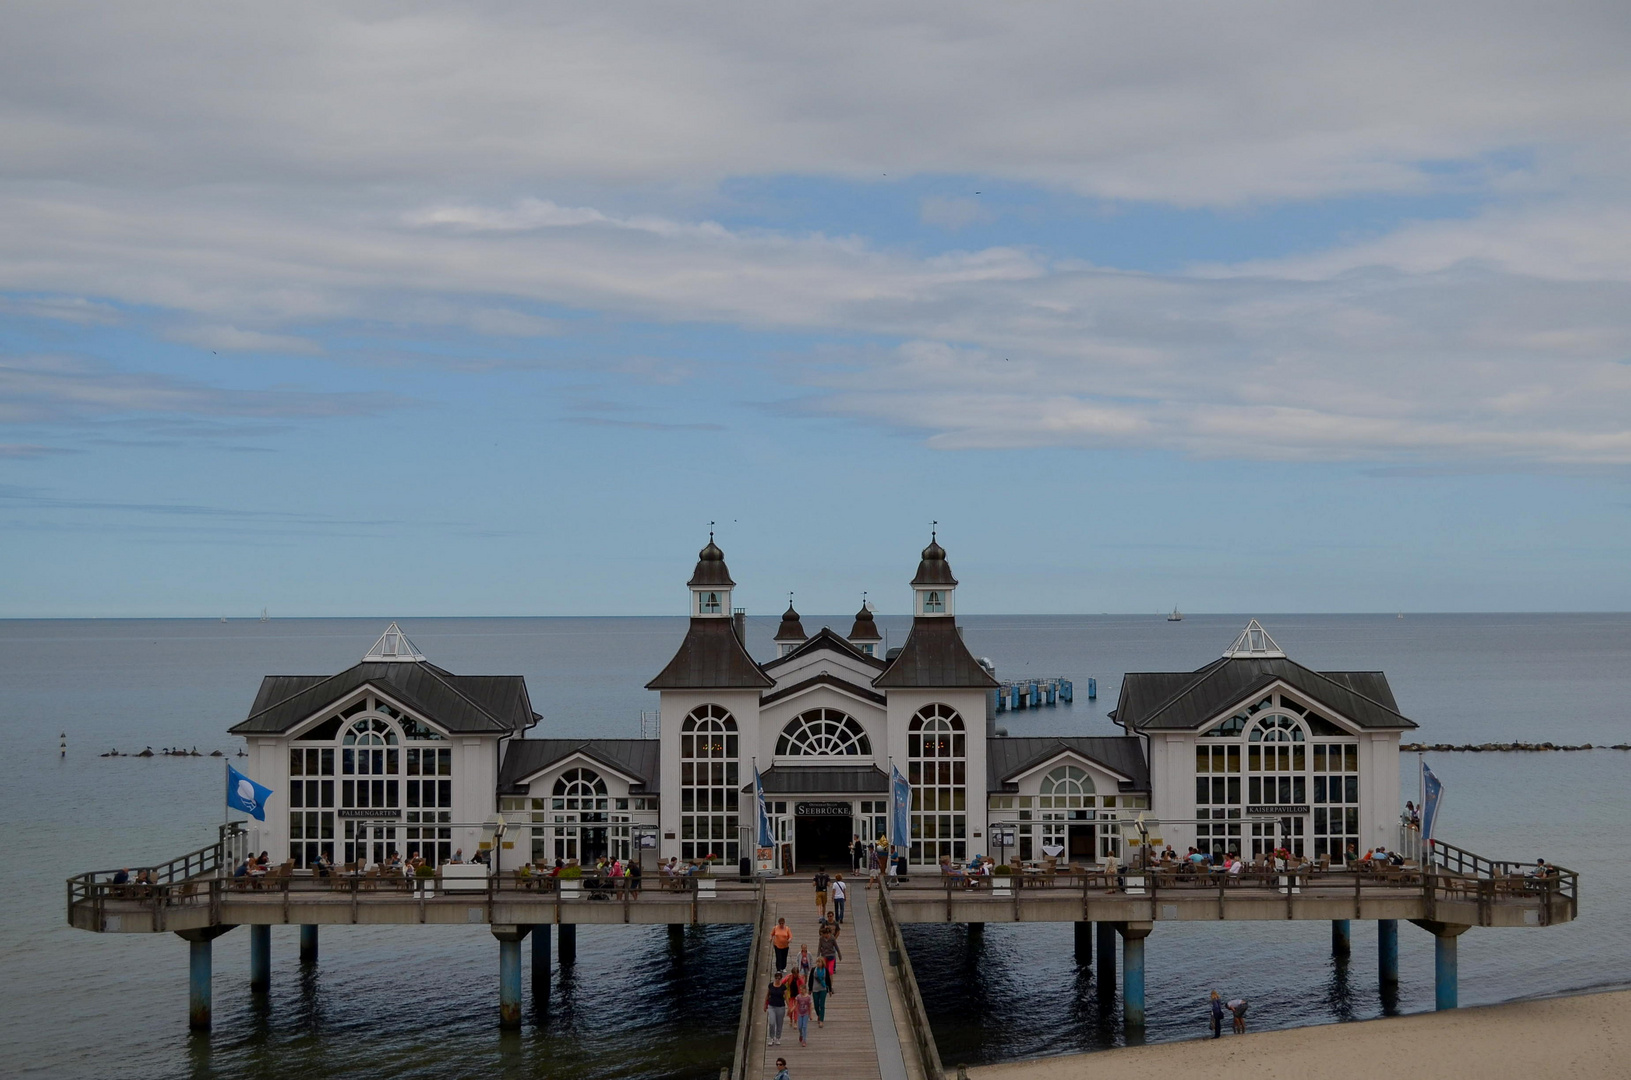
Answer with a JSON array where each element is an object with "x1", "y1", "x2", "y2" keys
[{"x1": 739, "y1": 856, "x2": 752, "y2": 881}]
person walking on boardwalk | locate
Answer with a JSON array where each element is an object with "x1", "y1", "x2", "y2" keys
[
  {"x1": 817, "y1": 922, "x2": 842, "y2": 991},
  {"x1": 813, "y1": 867, "x2": 830, "y2": 916},
  {"x1": 831, "y1": 873, "x2": 848, "y2": 924},
  {"x1": 1209, "y1": 990, "x2": 1224, "y2": 1039},
  {"x1": 793, "y1": 977, "x2": 814, "y2": 1046},
  {"x1": 773, "y1": 1058, "x2": 791, "y2": 1080},
  {"x1": 797, "y1": 943, "x2": 813, "y2": 983},
  {"x1": 810, "y1": 956, "x2": 830, "y2": 1028},
  {"x1": 772, "y1": 917, "x2": 792, "y2": 973},
  {"x1": 1228, "y1": 997, "x2": 1248, "y2": 1034},
  {"x1": 765, "y1": 972, "x2": 790, "y2": 1046}
]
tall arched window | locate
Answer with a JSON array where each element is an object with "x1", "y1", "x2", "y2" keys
[
  {"x1": 908, "y1": 703, "x2": 965, "y2": 865},
  {"x1": 680, "y1": 704, "x2": 739, "y2": 862},
  {"x1": 549, "y1": 767, "x2": 610, "y2": 862},
  {"x1": 1038, "y1": 764, "x2": 1098, "y2": 859},
  {"x1": 775, "y1": 709, "x2": 872, "y2": 757},
  {"x1": 1248, "y1": 714, "x2": 1307, "y2": 856}
]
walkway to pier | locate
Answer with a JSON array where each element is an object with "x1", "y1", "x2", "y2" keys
[{"x1": 745, "y1": 880, "x2": 909, "y2": 1080}]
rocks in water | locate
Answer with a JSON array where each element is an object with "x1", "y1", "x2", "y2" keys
[{"x1": 1401, "y1": 741, "x2": 1629, "y2": 753}]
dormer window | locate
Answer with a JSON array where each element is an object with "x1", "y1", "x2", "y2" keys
[
  {"x1": 699, "y1": 591, "x2": 722, "y2": 615},
  {"x1": 923, "y1": 591, "x2": 944, "y2": 613}
]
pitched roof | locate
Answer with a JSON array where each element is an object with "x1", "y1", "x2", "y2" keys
[
  {"x1": 761, "y1": 671, "x2": 888, "y2": 707},
  {"x1": 1113, "y1": 656, "x2": 1415, "y2": 731},
  {"x1": 499, "y1": 738, "x2": 661, "y2": 794},
  {"x1": 762, "y1": 626, "x2": 885, "y2": 672},
  {"x1": 985, "y1": 737, "x2": 1150, "y2": 792},
  {"x1": 646, "y1": 618, "x2": 773, "y2": 689},
  {"x1": 232, "y1": 661, "x2": 535, "y2": 736},
  {"x1": 873, "y1": 617, "x2": 998, "y2": 688},
  {"x1": 751, "y1": 765, "x2": 890, "y2": 795}
]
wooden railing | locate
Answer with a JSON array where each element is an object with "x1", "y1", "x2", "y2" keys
[
  {"x1": 729, "y1": 890, "x2": 771, "y2": 1080},
  {"x1": 66, "y1": 823, "x2": 248, "y2": 930},
  {"x1": 1424, "y1": 839, "x2": 1578, "y2": 924},
  {"x1": 878, "y1": 883, "x2": 947, "y2": 1080}
]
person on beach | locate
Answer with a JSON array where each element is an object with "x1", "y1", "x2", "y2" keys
[
  {"x1": 1210, "y1": 990, "x2": 1224, "y2": 1038},
  {"x1": 772, "y1": 917, "x2": 793, "y2": 972},
  {"x1": 832, "y1": 873, "x2": 848, "y2": 923},
  {"x1": 765, "y1": 972, "x2": 789, "y2": 1046},
  {"x1": 773, "y1": 1058, "x2": 791, "y2": 1080},
  {"x1": 793, "y1": 978, "x2": 814, "y2": 1046},
  {"x1": 810, "y1": 956, "x2": 830, "y2": 1026},
  {"x1": 1228, "y1": 997, "x2": 1248, "y2": 1034},
  {"x1": 813, "y1": 867, "x2": 830, "y2": 916}
]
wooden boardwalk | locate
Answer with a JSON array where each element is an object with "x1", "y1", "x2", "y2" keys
[{"x1": 749, "y1": 879, "x2": 905, "y2": 1080}]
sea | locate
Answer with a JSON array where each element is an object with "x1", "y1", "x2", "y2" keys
[{"x1": 2, "y1": 613, "x2": 1628, "y2": 1079}]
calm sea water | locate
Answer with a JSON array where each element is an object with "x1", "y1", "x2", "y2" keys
[{"x1": 2, "y1": 614, "x2": 1628, "y2": 1077}]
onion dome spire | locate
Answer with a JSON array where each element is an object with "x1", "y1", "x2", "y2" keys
[
  {"x1": 848, "y1": 596, "x2": 881, "y2": 642},
  {"x1": 910, "y1": 526, "x2": 957, "y2": 587},
  {"x1": 688, "y1": 530, "x2": 735, "y2": 588},
  {"x1": 774, "y1": 595, "x2": 808, "y2": 643}
]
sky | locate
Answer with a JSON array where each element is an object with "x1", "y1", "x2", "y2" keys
[{"x1": 3, "y1": 3, "x2": 1630, "y2": 617}]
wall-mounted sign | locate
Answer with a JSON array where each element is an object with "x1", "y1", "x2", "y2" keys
[
  {"x1": 1247, "y1": 805, "x2": 1310, "y2": 816},
  {"x1": 337, "y1": 809, "x2": 401, "y2": 820},
  {"x1": 795, "y1": 801, "x2": 852, "y2": 817}
]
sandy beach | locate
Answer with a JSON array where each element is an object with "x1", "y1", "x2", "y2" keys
[{"x1": 968, "y1": 990, "x2": 1631, "y2": 1080}]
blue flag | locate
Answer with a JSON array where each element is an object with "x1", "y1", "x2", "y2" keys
[
  {"x1": 1420, "y1": 762, "x2": 1444, "y2": 841},
  {"x1": 755, "y1": 766, "x2": 774, "y2": 848},
  {"x1": 889, "y1": 764, "x2": 911, "y2": 858},
  {"x1": 227, "y1": 763, "x2": 273, "y2": 821}
]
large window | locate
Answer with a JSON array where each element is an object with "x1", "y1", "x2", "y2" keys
[
  {"x1": 1039, "y1": 764, "x2": 1095, "y2": 857},
  {"x1": 908, "y1": 703, "x2": 965, "y2": 865},
  {"x1": 681, "y1": 704, "x2": 739, "y2": 862},
  {"x1": 288, "y1": 747, "x2": 335, "y2": 868},
  {"x1": 550, "y1": 767, "x2": 609, "y2": 862},
  {"x1": 1248, "y1": 714, "x2": 1307, "y2": 857},
  {"x1": 1313, "y1": 743, "x2": 1360, "y2": 863},
  {"x1": 775, "y1": 709, "x2": 872, "y2": 757}
]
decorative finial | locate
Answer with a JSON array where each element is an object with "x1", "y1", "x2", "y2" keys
[
  {"x1": 931, "y1": 520, "x2": 938, "y2": 542},
  {"x1": 709, "y1": 520, "x2": 715, "y2": 542},
  {"x1": 788, "y1": 591, "x2": 794, "y2": 606}
]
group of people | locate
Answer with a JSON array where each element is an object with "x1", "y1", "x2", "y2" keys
[
  {"x1": 763, "y1": 871, "x2": 849, "y2": 1066},
  {"x1": 1208, "y1": 990, "x2": 1249, "y2": 1037}
]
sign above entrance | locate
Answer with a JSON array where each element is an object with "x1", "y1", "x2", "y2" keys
[
  {"x1": 338, "y1": 809, "x2": 401, "y2": 820},
  {"x1": 795, "y1": 801, "x2": 851, "y2": 817},
  {"x1": 1247, "y1": 804, "x2": 1310, "y2": 816}
]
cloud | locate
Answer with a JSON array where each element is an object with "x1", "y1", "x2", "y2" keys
[
  {"x1": 919, "y1": 196, "x2": 995, "y2": 232},
  {"x1": 0, "y1": 294, "x2": 122, "y2": 325},
  {"x1": 165, "y1": 325, "x2": 323, "y2": 353}
]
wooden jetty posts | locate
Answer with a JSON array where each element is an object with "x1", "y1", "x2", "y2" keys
[
  {"x1": 67, "y1": 824, "x2": 1577, "y2": 1067},
  {"x1": 993, "y1": 676, "x2": 1093, "y2": 713}
]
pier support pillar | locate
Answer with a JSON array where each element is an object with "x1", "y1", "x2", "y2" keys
[
  {"x1": 1331, "y1": 919, "x2": 1351, "y2": 959},
  {"x1": 968, "y1": 922, "x2": 984, "y2": 943},
  {"x1": 492, "y1": 925, "x2": 531, "y2": 1030},
  {"x1": 558, "y1": 923, "x2": 577, "y2": 966},
  {"x1": 532, "y1": 925, "x2": 550, "y2": 1008},
  {"x1": 1378, "y1": 920, "x2": 1399, "y2": 985},
  {"x1": 176, "y1": 926, "x2": 233, "y2": 1032},
  {"x1": 1117, "y1": 922, "x2": 1152, "y2": 1031},
  {"x1": 1095, "y1": 920, "x2": 1116, "y2": 992},
  {"x1": 668, "y1": 923, "x2": 685, "y2": 949},
  {"x1": 249, "y1": 924, "x2": 270, "y2": 994},
  {"x1": 300, "y1": 924, "x2": 318, "y2": 965},
  {"x1": 1074, "y1": 921, "x2": 1092, "y2": 964},
  {"x1": 1412, "y1": 920, "x2": 1469, "y2": 1011}
]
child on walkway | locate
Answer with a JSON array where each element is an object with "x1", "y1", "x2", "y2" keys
[{"x1": 794, "y1": 980, "x2": 814, "y2": 1046}]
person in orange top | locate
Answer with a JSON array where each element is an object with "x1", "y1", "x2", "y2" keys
[{"x1": 771, "y1": 916, "x2": 792, "y2": 973}]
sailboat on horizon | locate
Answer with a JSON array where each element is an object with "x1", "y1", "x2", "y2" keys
[{"x1": 1167, "y1": 606, "x2": 1183, "y2": 622}]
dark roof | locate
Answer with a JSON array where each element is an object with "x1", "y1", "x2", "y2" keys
[
  {"x1": 688, "y1": 539, "x2": 735, "y2": 587},
  {"x1": 985, "y1": 737, "x2": 1150, "y2": 792},
  {"x1": 750, "y1": 765, "x2": 890, "y2": 795},
  {"x1": 848, "y1": 604, "x2": 881, "y2": 641},
  {"x1": 873, "y1": 618, "x2": 998, "y2": 688},
  {"x1": 232, "y1": 662, "x2": 535, "y2": 736},
  {"x1": 761, "y1": 671, "x2": 888, "y2": 707},
  {"x1": 910, "y1": 538, "x2": 958, "y2": 587},
  {"x1": 646, "y1": 618, "x2": 773, "y2": 689},
  {"x1": 1114, "y1": 656, "x2": 1416, "y2": 732},
  {"x1": 774, "y1": 604, "x2": 808, "y2": 642},
  {"x1": 763, "y1": 627, "x2": 886, "y2": 672},
  {"x1": 499, "y1": 738, "x2": 661, "y2": 795}
]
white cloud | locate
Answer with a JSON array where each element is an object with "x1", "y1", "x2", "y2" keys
[
  {"x1": 919, "y1": 197, "x2": 994, "y2": 232},
  {"x1": 166, "y1": 325, "x2": 323, "y2": 354}
]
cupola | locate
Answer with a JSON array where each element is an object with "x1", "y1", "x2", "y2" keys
[
  {"x1": 848, "y1": 597, "x2": 882, "y2": 656},
  {"x1": 688, "y1": 533, "x2": 734, "y2": 618},
  {"x1": 910, "y1": 529, "x2": 957, "y2": 618},
  {"x1": 774, "y1": 596, "x2": 807, "y2": 657}
]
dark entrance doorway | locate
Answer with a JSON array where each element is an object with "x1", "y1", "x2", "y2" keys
[
  {"x1": 794, "y1": 804, "x2": 853, "y2": 871},
  {"x1": 1067, "y1": 823, "x2": 1095, "y2": 862}
]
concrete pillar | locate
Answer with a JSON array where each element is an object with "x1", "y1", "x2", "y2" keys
[
  {"x1": 1074, "y1": 921, "x2": 1093, "y2": 964},
  {"x1": 532, "y1": 925, "x2": 550, "y2": 1008},
  {"x1": 1331, "y1": 919, "x2": 1351, "y2": 958},
  {"x1": 1378, "y1": 920, "x2": 1399, "y2": 985},
  {"x1": 1117, "y1": 923, "x2": 1152, "y2": 1030},
  {"x1": 558, "y1": 923, "x2": 577, "y2": 965},
  {"x1": 1413, "y1": 920, "x2": 1469, "y2": 1011},
  {"x1": 1095, "y1": 920, "x2": 1116, "y2": 992},
  {"x1": 189, "y1": 938, "x2": 212, "y2": 1031},
  {"x1": 967, "y1": 922, "x2": 984, "y2": 943},
  {"x1": 299, "y1": 924, "x2": 318, "y2": 965},
  {"x1": 668, "y1": 923, "x2": 685, "y2": 948},
  {"x1": 249, "y1": 924, "x2": 270, "y2": 994},
  {"x1": 499, "y1": 938, "x2": 522, "y2": 1029}
]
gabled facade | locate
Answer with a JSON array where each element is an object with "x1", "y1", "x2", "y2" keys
[
  {"x1": 1112, "y1": 620, "x2": 1417, "y2": 862},
  {"x1": 229, "y1": 624, "x2": 537, "y2": 868}
]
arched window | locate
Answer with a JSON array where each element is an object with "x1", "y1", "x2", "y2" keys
[
  {"x1": 1248, "y1": 714, "x2": 1308, "y2": 856},
  {"x1": 776, "y1": 709, "x2": 872, "y2": 757},
  {"x1": 908, "y1": 703, "x2": 965, "y2": 865},
  {"x1": 553, "y1": 767, "x2": 607, "y2": 809},
  {"x1": 698, "y1": 591, "x2": 722, "y2": 615},
  {"x1": 1249, "y1": 715, "x2": 1304, "y2": 743},
  {"x1": 923, "y1": 590, "x2": 944, "y2": 613},
  {"x1": 680, "y1": 705, "x2": 739, "y2": 862},
  {"x1": 1039, "y1": 764, "x2": 1096, "y2": 806},
  {"x1": 343, "y1": 717, "x2": 398, "y2": 775}
]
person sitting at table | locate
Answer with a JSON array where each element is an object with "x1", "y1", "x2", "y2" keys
[
  {"x1": 315, "y1": 853, "x2": 333, "y2": 877},
  {"x1": 1187, "y1": 847, "x2": 1207, "y2": 865},
  {"x1": 450, "y1": 848, "x2": 465, "y2": 864},
  {"x1": 1226, "y1": 853, "x2": 1243, "y2": 876},
  {"x1": 113, "y1": 867, "x2": 130, "y2": 885}
]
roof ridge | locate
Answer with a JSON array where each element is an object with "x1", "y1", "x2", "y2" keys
[
  {"x1": 1293, "y1": 660, "x2": 1412, "y2": 723},
  {"x1": 244, "y1": 670, "x2": 352, "y2": 725},
  {"x1": 406, "y1": 662, "x2": 507, "y2": 728},
  {"x1": 1134, "y1": 656, "x2": 1232, "y2": 727}
]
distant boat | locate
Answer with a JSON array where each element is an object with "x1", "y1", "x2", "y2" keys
[
  {"x1": 1167, "y1": 607, "x2": 1183, "y2": 622},
  {"x1": 219, "y1": 616, "x2": 228, "y2": 623},
  {"x1": 260, "y1": 608, "x2": 269, "y2": 622}
]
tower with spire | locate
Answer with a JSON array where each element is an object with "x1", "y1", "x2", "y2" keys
[
  {"x1": 774, "y1": 595, "x2": 808, "y2": 658},
  {"x1": 847, "y1": 596, "x2": 882, "y2": 656}
]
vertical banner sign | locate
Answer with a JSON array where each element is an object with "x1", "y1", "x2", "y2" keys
[
  {"x1": 889, "y1": 764, "x2": 911, "y2": 859},
  {"x1": 755, "y1": 766, "x2": 775, "y2": 872},
  {"x1": 1420, "y1": 762, "x2": 1445, "y2": 842}
]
